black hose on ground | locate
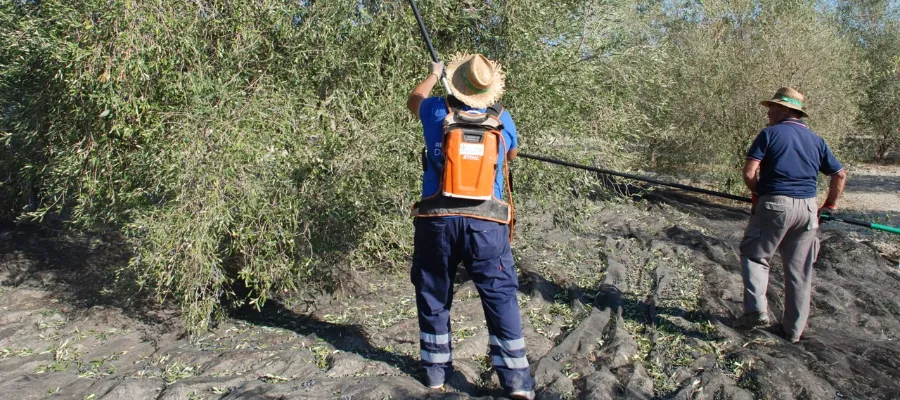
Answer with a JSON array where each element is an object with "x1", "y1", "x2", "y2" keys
[
  {"x1": 518, "y1": 152, "x2": 752, "y2": 203},
  {"x1": 518, "y1": 153, "x2": 900, "y2": 236}
]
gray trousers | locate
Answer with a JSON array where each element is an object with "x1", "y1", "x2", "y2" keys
[{"x1": 740, "y1": 195, "x2": 820, "y2": 341}]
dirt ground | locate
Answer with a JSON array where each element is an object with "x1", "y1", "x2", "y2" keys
[
  {"x1": 824, "y1": 163, "x2": 900, "y2": 262},
  {"x1": 1, "y1": 167, "x2": 898, "y2": 400}
]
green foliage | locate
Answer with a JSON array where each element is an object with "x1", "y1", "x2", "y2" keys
[
  {"x1": 610, "y1": 0, "x2": 861, "y2": 192},
  {"x1": 0, "y1": 0, "x2": 436, "y2": 330},
  {"x1": 836, "y1": 0, "x2": 900, "y2": 161},
  {"x1": 0, "y1": 0, "x2": 888, "y2": 330}
]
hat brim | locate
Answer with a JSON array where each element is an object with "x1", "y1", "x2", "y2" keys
[
  {"x1": 445, "y1": 54, "x2": 505, "y2": 109},
  {"x1": 760, "y1": 99, "x2": 808, "y2": 118}
]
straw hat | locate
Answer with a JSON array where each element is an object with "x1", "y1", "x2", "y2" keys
[
  {"x1": 445, "y1": 53, "x2": 505, "y2": 109},
  {"x1": 760, "y1": 87, "x2": 808, "y2": 118}
]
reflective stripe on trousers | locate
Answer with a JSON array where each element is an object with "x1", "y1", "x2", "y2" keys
[
  {"x1": 490, "y1": 335, "x2": 529, "y2": 369},
  {"x1": 411, "y1": 217, "x2": 535, "y2": 392},
  {"x1": 419, "y1": 332, "x2": 452, "y2": 365}
]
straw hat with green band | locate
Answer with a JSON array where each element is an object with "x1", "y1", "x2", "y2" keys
[
  {"x1": 445, "y1": 53, "x2": 506, "y2": 109},
  {"x1": 760, "y1": 87, "x2": 808, "y2": 118}
]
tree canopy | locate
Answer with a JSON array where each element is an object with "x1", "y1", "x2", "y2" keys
[{"x1": 1, "y1": 0, "x2": 897, "y2": 329}]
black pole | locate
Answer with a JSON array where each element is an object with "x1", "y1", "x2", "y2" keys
[
  {"x1": 403, "y1": 2, "x2": 897, "y2": 236},
  {"x1": 518, "y1": 152, "x2": 752, "y2": 203},
  {"x1": 407, "y1": 0, "x2": 453, "y2": 94},
  {"x1": 823, "y1": 215, "x2": 870, "y2": 228},
  {"x1": 518, "y1": 152, "x2": 900, "y2": 235},
  {"x1": 402, "y1": 4, "x2": 898, "y2": 235},
  {"x1": 408, "y1": 0, "x2": 439, "y2": 63},
  {"x1": 821, "y1": 215, "x2": 900, "y2": 235}
]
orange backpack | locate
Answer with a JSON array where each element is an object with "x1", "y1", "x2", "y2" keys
[
  {"x1": 414, "y1": 100, "x2": 514, "y2": 227},
  {"x1": 440, "y1": 103, "x2": 505, "y2": 200}
]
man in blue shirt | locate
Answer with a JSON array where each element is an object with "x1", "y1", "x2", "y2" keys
[
  {"x1": 736, "y1": 87, "x2": 847, "y2": 343},
  {"x1": 406, "y1": 54, "x2": 535, "y2": 399}
]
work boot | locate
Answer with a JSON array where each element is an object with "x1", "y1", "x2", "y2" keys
[
  {"x1": 783, "y1": 329, "x2": 801, "y2": 344},
  {"x1": 765, "y1": 322, "x2": 802, "y2": 344},
  {"x1": 444, "y1": 368, "x2": 478, "y2": 395},
  {"x1": 509, "y1": 390, "x2": 536, "y2": 400},
  {"x1": 733, "y1": 311, "x2": 769, "y2": 330}
]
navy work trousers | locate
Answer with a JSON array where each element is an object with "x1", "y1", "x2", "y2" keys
[{"x1": 411, "y1": 216, "x2": 534, "y2": 393}]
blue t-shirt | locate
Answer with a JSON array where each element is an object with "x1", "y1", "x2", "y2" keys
[
  {"x1": 746, "y1": 118, "x2": 843, "y2": 199},
  {"x1": 419, "y1": 97, "x2": 518, "y2": 199}
]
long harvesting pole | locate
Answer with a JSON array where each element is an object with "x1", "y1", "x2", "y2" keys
[
  {"x1": 821, "y1": 215, "x2": 900, "y2": 235},
  {"x1": 519, "y1": 152, "x2": 900, "y2": 236},
  {"x1": 407, "y1": 0, "x2": 453, "y2": 95},
  {"x1": 404, "y1": 1, "x2": 898, "y2": 237}
]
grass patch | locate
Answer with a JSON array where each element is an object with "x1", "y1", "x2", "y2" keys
[
  {"x1": 34, "y1": 337, "x2": 85, "y2": 374},
  {"x1": 78, "y1": 352, "x2": 122, "y2": 379},
  {"x1": 162, "y1": 362, "x2": 198, "y2": 385},
  {"x1": 0, "y1": 347, "x2": 34, "y2": 358}
]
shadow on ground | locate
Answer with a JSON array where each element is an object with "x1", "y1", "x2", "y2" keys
[
  {"x1": 0, "y1": 221, "x2": 173, "y2": 327},
  {"x1": 1, "y1": 181, "x2": 899, "y2": 400},
  {"x1": 230, "y1": 300, "x2": 422, "y2": 378}
]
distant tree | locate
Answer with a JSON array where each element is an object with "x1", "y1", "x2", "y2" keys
[
  {"x1": 611, "y1": 0, "x2": 862, "y2": 190},
  {"x1": 836, "y1": 0, "x2": 900, "y2": 161}
]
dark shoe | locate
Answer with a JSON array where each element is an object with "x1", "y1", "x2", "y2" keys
[
  {"x1": 785, "y1": 333, "x2": 801, "y2": 344},
  {"x1": 444, "y1": 369, "x2": 478, "y2": 395},
  {"x1": 767, "y1": 323, "x2": 801, "y2": 343},
  {"x1": 734, "y1": 311, "x2": 770, "y2": 330}
]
